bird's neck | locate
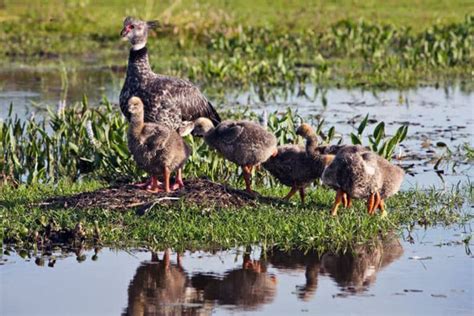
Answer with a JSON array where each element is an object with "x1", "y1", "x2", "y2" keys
[
  {"x1": 305, "y1": 135, "x2": 319, "y2": 154},
  {"x1": 129, "y1": 113, "x2": 145, "y2": 138},
  {"x1": 126, "y1": 46, "x2": 152, "y2": 78}
]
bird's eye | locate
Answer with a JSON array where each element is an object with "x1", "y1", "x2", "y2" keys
[{"x1": 130, "y1": 25, "x2": 135, "y2": 29}]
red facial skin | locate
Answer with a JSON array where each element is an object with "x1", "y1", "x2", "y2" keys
[{"x1": 120, "y1": 24, "x2": 134, "y2": 37}]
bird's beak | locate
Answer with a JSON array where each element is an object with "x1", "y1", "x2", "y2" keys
[
  {"x1": 323, "y1": 155, "x2": 335, "y2": 167},
  {"x1": 120, "y1": 27, "x2": 129, "y2": 37}
]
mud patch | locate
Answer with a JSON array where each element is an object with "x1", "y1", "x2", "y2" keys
[{"x1": 38, "y1": 178, "x2": 282, "y2": 212}]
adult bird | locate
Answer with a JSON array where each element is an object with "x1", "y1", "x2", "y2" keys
[{"x1": 119, "y1": 16, "x2": 221, "y2": 131}]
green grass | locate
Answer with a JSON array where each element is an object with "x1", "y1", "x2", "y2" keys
[
  {"x1": 0, "y1": 178, "x2": 470, "y2": 253},
  {"x1": 0, "y1": 1, "x2": 472, "y2": 89},
  {"x1": 2, "y1": 0, "x2": 471, "y2": 31}
]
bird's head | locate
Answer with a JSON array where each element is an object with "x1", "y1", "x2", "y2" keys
[
  {"x1": 322, "y1": 154, "x2": 335, "y2": 167},
  {"x1": 295, "y1": 123, "x2": 314, "y2": 138},
  {"x1": 121, "y1": 16, "x2": 159, "y2": 50},
  {"x1": 193, "y1": 117, "x2": 215, "y2": 136},
  {"x1": 127, "y1": 96, "x2": 144, "y2": 116}
]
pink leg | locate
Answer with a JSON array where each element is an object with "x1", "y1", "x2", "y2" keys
[
  {"x1": 170, "y1": 168, "x2": 185, "y2": 191},
  {"x1": 133, "y1": 176, "x2": 163, "y2": 190},
  {"x1": 146, "y1": 176, "x2": 165, "y2": 193},
  {"x1": 132, "y1": 177, "x2": 152, "y2": 188}
]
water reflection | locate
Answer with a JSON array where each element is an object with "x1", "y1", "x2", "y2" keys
[
  {"x1": 124, "y1": 250, "x2": 196, "y2": 315},
  {"x1": 319, "y1": 238, "x2": 404, "y2": 295},
  {"x1": 266, "y1": 248, "x2": 320, "y2": 301},
  {"x1": 122, "y1": 239, "x2": 403, "y2": 314},
  {"x1": 190, "y1": 253, "x2": 277, "y2": 310}
]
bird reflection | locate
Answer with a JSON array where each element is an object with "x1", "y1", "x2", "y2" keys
[
  {"x1": 123, "y1": 238, "x2": 403, "y2": 314},
  {"x1": 320, "y1": 237, "x2": 404, "y2": 294},
  {"x1": 123, "y1": 249, "x2": 198, "y2": 316},
  {"x1": 191, "y1": 253, "x2": 277, "y2": 310},
  {"x1": 266, "y1": 248, "x2": 320, "y2": 301}
]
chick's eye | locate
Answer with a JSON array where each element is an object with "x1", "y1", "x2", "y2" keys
[{"x1": 130, "y1": 25, "x2": 135, "y2": 29}]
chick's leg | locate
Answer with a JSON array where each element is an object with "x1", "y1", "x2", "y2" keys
[
  {"x1": 342, "y1": 192, "x2": 348, "y2": 208},
  {"x1": 331, "y1": 189, "x2": 345, "y2": 216},
  {"x1": 146, "y1": 176, "x2": 165, "y2": 193},
  {"x1": 243, "y1": 165, "x2": 254, "y2": 193},
  {"x1": 373, "y1": 192, "x2": 381, "y2": 215},
  {"x1": 378, "y1": 198, "x2": 387, "y2": 217},
  {"x1": 163, "y1": 167, "x2": 171, "y2": 193},
  {"x1": 367, "y1": 193, "x2": 376, "y2": 215},
  {"x1": 299, "y1": 187, "x2": 306, "y2": 206},
  {"x1": 171, "y1": 168, "x2": 185, "y2": 191},
  {"x1": 284, "y1": 186, "x2": 298, "y2": 201}
]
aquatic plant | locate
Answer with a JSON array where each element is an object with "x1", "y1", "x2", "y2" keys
[
  {"x1": 350, "y1": 114, "x2": 408, "y2": 159},
  {"x1": 0, "y1": 99, "x2": 408, "y2": 186}
]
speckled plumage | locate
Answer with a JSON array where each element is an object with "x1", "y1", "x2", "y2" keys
[
  {"x1": 198, "y1": 119, "x2": 277, "y2": 167},
  {"x1": 322, "y1": 144, "x2": 405, "y2": 216},
  {"x1": 322, "y1": 147, "x2": 381, "y2": 199},
  {"x1": 322, "y1": 145, "x2": 404, "y2": 200},
  {"x1": 120, "y1": 17, "x2": 220, "y2": 131},
  {"x1": 374, "y1": 156, "x2": 405, "y2": 199},
  {"x1": 193, "y1": 118, "x2": 277, "y2": 192},
  {"x1": 127, "y1": 98, "x2": 190, "y2": 181},
  {"x1": 263, "y1": 145, "x2": 326, "y2": 188}
]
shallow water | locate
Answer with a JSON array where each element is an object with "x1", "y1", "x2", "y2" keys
[
  {"x1": 1, "y1": 225, "x2": 472, "y2": 316},
  {"x1": 1, "y1": 64, "x2": 472, "y2": 188}
]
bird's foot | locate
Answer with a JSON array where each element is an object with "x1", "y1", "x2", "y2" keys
[
  {"x1": 132, "y1": 179, "x2": 152, "y2": 189},
  {"x1": 146, "y1": 186, "x2": 166, "y2": 193},
  {"x1": 170, "y1": 180, "x2": 185, "y2": 191}
]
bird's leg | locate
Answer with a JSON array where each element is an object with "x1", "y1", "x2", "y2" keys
[
  {"x1": 171, "y1": 168, "x2": 185, "y2": 191},
  {"x1": 378, "y1": 197, "x2": 387, "y2": 217},
  {"x1": 271, "y1": 148, "x2": 278, "y2": 157},
  {"x1": 177, "y1": 253, "x2": 182, "y2": 268},
  {"x1": 367, "y1": 193, "x2": 376, "y2": 215},
  {"x1": 373, "y1": 192, "x2": 381, "y2": 215},
  {"x1": 163, "y1": 167, "x2": 171, "y2": 193},
  {"x1": 243, "y1": 165, "x2": 254, "y2": 193},
  {"x1": 299, "y1": 187, "x2": 306, "y2": 206},
  {"x1": 342, "y1": 192, "x2": 348, "y2": 208},
  {"x1": 284, "y1": 186, "x2": 298, "y2": 201},
  {"x1": 331, "y1": 189, "x2": 344, "y2": 216},
  {"x1": 146, "y1": 176, "x2": 165, "y2": 193},
  {"x1": 163, "y1": 248, "x2": 171, "y2": 269},
  {"x1": 132, "y1": 176, "x2": 152, "y2": 188},
  {"x1": 347, "y1": 195, "x2": 352, "y2": 208}
]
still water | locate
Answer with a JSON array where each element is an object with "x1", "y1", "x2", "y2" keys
[{"x1": 1, "y1": 226, "x2": 472, "y2": 315}]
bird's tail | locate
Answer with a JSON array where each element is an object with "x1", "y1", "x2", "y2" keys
[{"x1": 207, "y1": 101, "x2": 222, "y2": 125}]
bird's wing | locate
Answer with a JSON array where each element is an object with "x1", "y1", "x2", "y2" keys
[
  {"x1": 147, "y1": 76, "x2": 221, "y2": 126},
  {"x1": 215, "y1": 121, "x2": 245, "y2": 144},
  {"x1": 142, "y1": 125, "x2": 171, "y2": 151}
]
